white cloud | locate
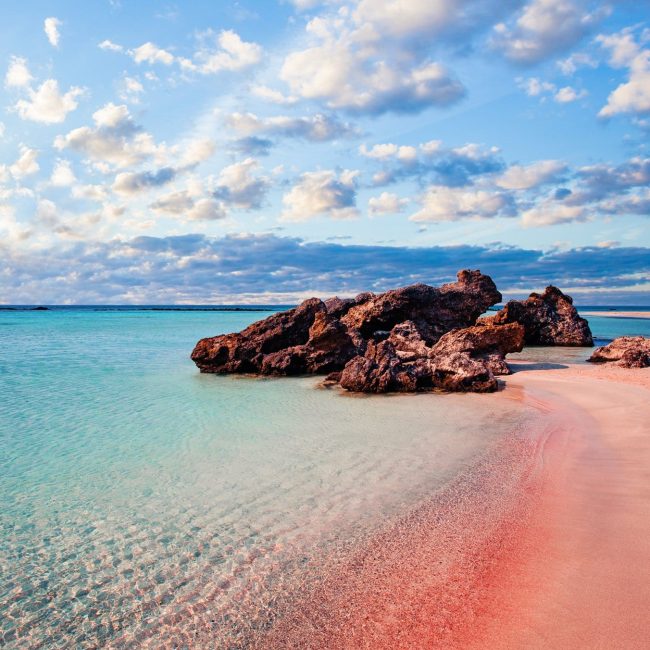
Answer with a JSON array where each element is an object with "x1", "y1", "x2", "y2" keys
[
  {"x1": 44, "y1": 17, "x2": 62, "y2": 47},
  {"x1": 522, "y1": 199, "x2": 587, "y2": 226},
  {"x1": 0, "y1": 122, "x2": 5, "y2": 139},
  {"x1": 193, "y1": 30, "x2": 262, "y2": 73},
  {"x1": 493, "y1": 0, "x2": 607, "y2": 65},
  {"x1": 518, "y1": 76, "x2": 556, "y2": 96},
  {"x1": 496, "y1": 159, "x2": 567, "y2": 190},
  {"x1": 359, "y1": 142, "x2": 418, "y2": 162},
  {"x1": 5, "y1": 56, "x2": 33, "y2": 87},
  {"x1": 132, "y1": 42, "x2": 175, "y2": 65},
  {"x1": 213, "y1": 158, "x2": 270, "y2": 209},
  {"x1": 251, "y1": 85, "x2": 298, "y2": 106},
  {"x1": 281, "y1": 169, "x2": 359, "y2": 221},
  {"x1": 50, "y1": 159, "x2": 76, "y2": 186},
  {"x1": 120, "y1": 76, "x2": 144, "y2": 102},
  {"x1": 279, "y1": 8, "x2": 464, "y2": 115},
  {"x1": 179, "y1": 139, "x2": 216, "y2": 167},
  {"x1": 14, "y1": 79, "x2": 84, "y2": 124},
  {"x1": 187, "y1": 198, "x2": 227, "y2": 221},
  {"x1": 71, "y1": 184, "x2": 108, "y2": 202},
  {"x1": 598, "y1": 29, "x2": 650, "y2": 118},
  {"x1": 9, "y1": 145, "x2": 39, "y2": 179},
  {"x1": 554, "y1": 85, "x2": 587, "y2": 103},
  {"x1": 226, "y1": 112, "x2": 356, "y2": 142},
  {"x1": 150, "y1": 189, "x2": 227, "y2": 221},
  {"x1": 54, "y1": 103, "x2": 167, "y2": 169},
  {"x1": 368, "y1": 191, "x2": 408, "y2": 216},
  {"x1": 99, "y1": 39, "x2": 124, "y2": 52},
  {"x1": 409, "y1": 185, "x2": 513, "y2": 222},
  {"x1": 150, "y1": 190, "x2": 195, "y2": 214},
  {"x1": 556, "y1": 51, "x2": 596, "y2": 75}
]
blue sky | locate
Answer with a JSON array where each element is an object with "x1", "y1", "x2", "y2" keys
[{"x1": 1, "y1": 0, "x2": 649, "y2": 303}]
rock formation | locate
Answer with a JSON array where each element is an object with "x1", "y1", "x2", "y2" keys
[
  {"x1": 491, "y1": 286, "x2": 593, "y2": 346},
  {"x1": 588, "y1": 337, "x2": 650, "y2": 368},
  {"x1": 191, "y1": 271, "x2": 588, "y2": 393},
  {"x1": 192, "y1": 270, "x2": 501, "y2": 379},
  {"x1": 337, "y1": 320, "x2": 524, "y2": 393}
]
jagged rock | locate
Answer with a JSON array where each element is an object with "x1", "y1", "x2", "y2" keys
[
  {"x1": 587, "y1": 337, "x2": 650, "y2": 368},
  {"x1": 192, "y1": 270, "x2": 503, "y2": 382},
  {"x1": 191, "y1": 298, "x2": 358, "y2": 374},
  {"x1": 428, "y1": 322, "x2": 525, "y2": 392},
  {"x1": 338, "y1": 320, "x2": 524, "y2": 394},
  {"x1": 492, "y1": 286, "x2": 593, "y2": 346},
  {"x1": 340, "y1": 270, "x2": 501, "y2": 344}
]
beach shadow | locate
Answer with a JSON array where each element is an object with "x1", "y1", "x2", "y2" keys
[{"x1": 509, "y1": 362, "x2": 569, "y2": 372}]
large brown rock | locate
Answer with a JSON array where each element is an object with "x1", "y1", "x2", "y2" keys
[
  {"x1": 192, "y1": 270, "x2": 502, "y2": 380},
  {"x1": 191, "y1": 298, "x2": 359, "y2": 374},
  {"x1": 338, "y1": 320, "x2": 524, "y2": 393},
  {"x1": 428, "y1": 321, "x2": 525, "y2": 392},
  {"x1": 340, "y1": 270, "x2": 501, "y2": 343},
  {"x1": 491, "y1": 286, "x2": 593, "y2": 346},
  {"x1": 587, "y1": 337, "x2": 650, "y2": 368}
]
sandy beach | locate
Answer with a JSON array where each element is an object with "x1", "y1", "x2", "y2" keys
[
  {"x1": 473, "y1": 361, "x2": 650, "y2": 649},
  {"x1": 248, "y1": 361, "x2": 650, "y2": 649},
  {"x1": 580, "y1": 311, "x2": 650, "y2": 319}
]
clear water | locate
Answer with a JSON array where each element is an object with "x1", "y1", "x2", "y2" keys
[{"x1": 0, "y1": 308, "x2": 646, "y2": 648}]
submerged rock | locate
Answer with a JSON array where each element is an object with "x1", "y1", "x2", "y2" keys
[
  {"x1": 588, "y1": 337, "x2": 650, "y2": 368},
  {"x1": 491, "y1": 286, "x2": 593, "y2": 346}
]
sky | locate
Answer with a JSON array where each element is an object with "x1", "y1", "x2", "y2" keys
[{"x1": 1, "y1": 0, "x2": 649, "y2": 304}]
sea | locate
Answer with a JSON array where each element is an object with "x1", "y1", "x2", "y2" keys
[{"x1": 1, "y1": 305, "x2": 648, "y2": 648}]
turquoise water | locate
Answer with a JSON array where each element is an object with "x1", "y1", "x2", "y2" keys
[{"x1": 0, "y1": 308, "x2": 647, "y2": 648}]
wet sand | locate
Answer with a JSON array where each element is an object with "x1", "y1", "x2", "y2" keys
[{"x1": 250, "y1": 362, "x2": 650, "y2": 649}]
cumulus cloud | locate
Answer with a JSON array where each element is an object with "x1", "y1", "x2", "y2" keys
[
  {"x1": 14, "y1": 79, "x2": 84, "y2": 124},
  {"x1": 279, "y1": 8, "x2": 465, "y2": 115},
  {"x1": 213, "y1": 158, "x2": 270, "y2": 209},
  {"x1": 251, "y1": 85, "x2": 298, "y2": 106},
  {"x1": 554, "y1": 85, "x2": 587, "y2": 103},
  {"x1": 99, "y1": 39, "x2": 124, "y2": 52},
  {"x1": 54, "y1": 102, "x2": 166, "y2": 169},
  {"x1": 5, "y1": 56, "x2": 33, "y2": 87},
  {"x1": 126, "y1": 30, "x2": 262, "y2": 75},
  {"x1": 119, "y1": 76, "x2": 144, "y2": 102},
  {"x1": 112, "y1": 168, "x2": 177, "y2": 195},
  {"x1": 597, "y1": 29, "x2": 650, "y2": 118},
  {"x1": 226, "y1": 112, "x2": 358, "y2": 142},
  {"x1": 150, "y1": 191, "x2": 227, "y2": 221},
  {"x1": 190, "y1": 29, "x2": 262, "y2": 73},
  {"x1": 50, "y1": 159, "x2": 76, "y2": 187},
  {"x1": 409, "y1": 185, "x2": 514, "y2": 222},
  {"x1": 9, "y1": 145, "x2": 39, "y2": 179},
  {"x1": 362, "y1": 139, "x2": 503, "y2": 187},
  {"x1": 493, "y1": 0, "x2": 608, "y2": 65},
  {"x1": 131, "y1": 42, "x2": 175, "y2": 65},
  {"x1": 44, "y1": 17, "x2": 62, "y2": 47},
  {"x1": 522, "y1": 198, "x2": 587, "y2": 226},
  {"x1": 556, "y1": 51, "x2": 597, "y2": 75},
  {"x1": 496, "y1": 159, "x2": 567, "y2": 189},
  {"x1": 368, "y1": 192, "x2": 408, "y2": 216},
  {"x1": 281, "y1": 169, "x2": 359, "y2": 221}
]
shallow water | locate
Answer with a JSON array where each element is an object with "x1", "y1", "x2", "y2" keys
[{"x1": 0, "y1": 308, "x2": 646, "y2": 647}]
